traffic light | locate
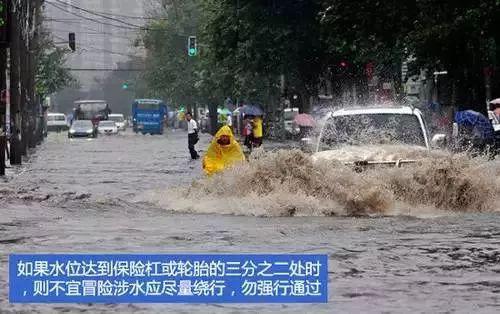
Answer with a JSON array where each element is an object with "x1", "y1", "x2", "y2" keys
[
  {"x1": 68, "y1": 32, "x2": 76, "y2": 51},
  {"x1": 187, "y1": 36, "x2": 197, "y2": 57},
  {"x1": 0, "y1": 0, "x2": 10, "y2": 47}
]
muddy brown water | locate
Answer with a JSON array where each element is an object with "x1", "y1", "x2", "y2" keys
[{"x1": 1, "y1": 130, "x2": 499, "y2": 313}]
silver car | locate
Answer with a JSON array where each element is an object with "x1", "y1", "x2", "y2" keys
[{"x1": 68, "y1": 120, "x2": 97, "y2": 138}]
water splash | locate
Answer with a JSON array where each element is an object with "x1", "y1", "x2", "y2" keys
[{"x1": 146, "y1": 150, "x2": 500, "y2": 217}]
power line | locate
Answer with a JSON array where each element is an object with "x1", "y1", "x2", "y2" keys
[
  {"x1": 45, "y1": 18, "x2": 142, "y2": 33},
  {"x1": 65, "y1": 68, "x2": 146, "y2": 72},
  {"x1": 50, "y1": 0, "x2": 166, "y2": 21},
  {"x1": 46, "y1": 26, "x2": 139, "y2": 36},
  {"x1": 84, "y1": 46, "x2": 143, "y2": 58},
  {"x1": 45, "y1": 20, "x2": 142, "y2": 36},
  {"x1": 48, "y1": 29, "x2": 135, "y2": 40},
  {"x1": 46, "y1": 1, "x2": 143, "y2": 30},
  {"x1": 49, "y1": 33, "x2": 142, "y2": 57},
  {"x1": 49, "y1": 0, "x2": 144, "y2": 28}
]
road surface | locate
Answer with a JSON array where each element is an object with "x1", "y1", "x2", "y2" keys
[{"x1": 1, "y1": 130, "x2": 499, "y2": 313}]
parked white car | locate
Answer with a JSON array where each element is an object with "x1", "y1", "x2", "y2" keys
[
  {"x1": 97, "y1": 120, "x2": 119, "y2": 135},
  {"x1": 310, "y1": 105, "x2": 436, "y2": 168},
  {"x1": 109, "y1": 113, "x2": 127, "y2": 131},
  {"x1": 47, "y1": 113, "x2": 69, "y2": 132}
]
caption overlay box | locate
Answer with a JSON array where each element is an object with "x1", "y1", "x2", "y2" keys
[{"x1": 10, "y1": 254, "x2": 328, "y2": 303}]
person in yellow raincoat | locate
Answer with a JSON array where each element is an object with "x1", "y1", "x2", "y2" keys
[
  {"x1": 202, "y1": 125, "x2": 246, "y2": 176},
  {"x1": 252, "y1": 116, "x2": 263, "y2": 147}
]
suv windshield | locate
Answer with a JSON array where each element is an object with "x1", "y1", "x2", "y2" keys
[
  {"x1": 109, "y1": 116, "x2": 124, "y2": 122},
  {"x1": 319, "y1": 113, "x2": 426, "y2": 150},
  {"x1": 73, "y1": 121, "x2": 93, "y2": 128},
  {"x1": 48, "y1": 115, "x2": 65, "y2": 121},
  {"x1": 137, "y1": 103, "x2": 160, "y2": 110},
  {"x1": 99, "y1": 121, "x2": 115, "y2": 127}
]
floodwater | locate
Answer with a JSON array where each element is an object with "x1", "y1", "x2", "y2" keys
[{"x1": 1, "y1": 130, "x2": 500, "y2": 313}]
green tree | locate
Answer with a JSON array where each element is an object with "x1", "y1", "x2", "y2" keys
[
  {"x1": 319, "y1": 0, "x2": 416, "y2": 98},
  {"x1": 35, "y1": 28, "x2": 77, "y2": 98},
  {"x1": 407, "y1": 0, "x2": 500, "y2": 109},
  {"x1": 142, "y1": 0, "x2": 201, "y2": 108},
  {"x1": 200, "y1": 0, "x2": 324, "y2": 113}
]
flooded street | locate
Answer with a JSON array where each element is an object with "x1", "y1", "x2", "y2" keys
[{"x1": 1, "y1": 131, "x2": 500, "y2": 313}]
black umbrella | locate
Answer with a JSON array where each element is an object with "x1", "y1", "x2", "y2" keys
[{"x1": 241, "y1": 104, "x2": 264, "y2": 116}]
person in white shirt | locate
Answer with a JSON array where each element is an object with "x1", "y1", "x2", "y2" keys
[{"x1": 185, "y1": 112, "x2": 200, "y2": 160}]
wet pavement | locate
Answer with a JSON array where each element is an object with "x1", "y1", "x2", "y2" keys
[{"x1": 1, "y1": 130, "x2": 500, "y2": 313}]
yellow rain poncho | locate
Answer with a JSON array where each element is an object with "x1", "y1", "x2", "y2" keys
[
  {"x1": 253, "y1": 117, "x2": 263, "y2": 138},
  {"x1": 202, "y1": 125, "x2": 246, "y2": 176}
]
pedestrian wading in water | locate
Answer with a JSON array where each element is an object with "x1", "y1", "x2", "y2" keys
[
  {"x1": 202, "y1": 125, "x2": 245, "y2": 176},
  {"x1": 185, "y1": 112, "x2": 200, "y2": 160}
]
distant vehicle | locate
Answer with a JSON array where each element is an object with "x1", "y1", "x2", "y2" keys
[
  {"x1": 109, "y1": 113, "x2": 127, "y2": 131},
  {"x1": 73, "y1": 100, "x2": 111, "y2": 126},
  {"x1": 310, "y1": 105, "x2": 435, "y2": 169},
  {"x1": 98, "y1": 120, "x2": 119, "y2": 135},
  {"x1": 200, "y1": 111, "x2": 210, "y2": 133},
  {"x1": 68, "y1": 120, "x2": 97, "y2": 138},
  {"x1": 284, "y1": 107, "x2": 300, "y2": 135},
  {"x1": 132, "y1": 99, "x2": 168, "y2": 135},
  {"x1": 47, "y1": 113, "x2": 69, "y2": 132}
]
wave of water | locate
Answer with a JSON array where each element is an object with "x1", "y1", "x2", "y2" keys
[{"x1": 144, "y1": 149, "x2": 500, "y2": 217}]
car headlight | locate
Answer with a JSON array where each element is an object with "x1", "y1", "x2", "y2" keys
[
  {"x1": 86, "y1": 129, "x2": 93, "y2": 133},
  {"x1": 69, "y1": 129, "x2": 76, "y2": 133}
]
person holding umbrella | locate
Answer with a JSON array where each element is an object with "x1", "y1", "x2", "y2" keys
[
  {"x1": 294, "y1": 113, "x2": 316, "y2": 139},
  {"x1": 241, "y1": 104, "x2": 264, "y2": 149},
  {"x1": 454, "y1": 108, "x2": 495, "y2": 157},
  {"x1": 243, "y1": 115, "x2": 254, "y2": 151},
  {"x1": 252, "y1": 115, "x2": 263, "y2": 148}
]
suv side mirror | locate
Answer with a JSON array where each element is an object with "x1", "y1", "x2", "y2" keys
[{"x1": 431, "y1": 133, "x2": 447, "y2": 149}]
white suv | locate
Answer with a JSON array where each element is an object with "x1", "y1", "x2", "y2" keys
[
  {"x1": 312, "y1": 105, "x2": 432, "y2": 166},
  {"x1": 47, "y1": 113, "x2": 69, "y2": 132},
  {"x1": 109, "y1": 114, "x2": 127, "y2": 131}
]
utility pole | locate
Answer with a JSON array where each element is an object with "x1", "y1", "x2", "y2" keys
[
  {"x1": 0, "y1": 46, "x2": 4, "y2": 176},
  {"x1": 280, "y1": 73, "x2": 286, "y2": 140},
  {"x1": 9, "y1": 0, "x2": 21, "y2": 164},
  {"x1": 0, "y1": 0, "x2": 8, "y2": 174},
  {"x1": 484, "y1": 66, "x2": 493, "y2": 112},
  {"x1": 29, "y1": 0, "x2": 42, "y2": 147},
  {"x1": 0, "y1": 35, "x2": 5, "y2": 130},
  {"x1": 20, "y1": 22, "x2": 29, "y2": 155}
]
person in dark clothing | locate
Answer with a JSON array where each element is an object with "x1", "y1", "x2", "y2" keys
[
  {"x1": 454, "y1": 109, "x2": 496, "y2": 158},
  {"x1": 186, "y1": 112, "x2": 200, "y2": 160}
]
